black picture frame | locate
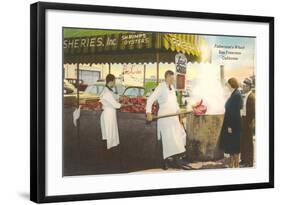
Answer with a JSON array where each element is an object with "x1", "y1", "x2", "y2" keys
[{"x1": 30, "y1": 1, "x2": 274, "y2": 203}]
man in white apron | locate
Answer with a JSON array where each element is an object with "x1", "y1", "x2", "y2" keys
[
  {"x1": 146, "y1": 70, "x2": 190, "y2": 170},
  {"x1": 100, "y1": 74, "x2": 121, "y2": 149}
]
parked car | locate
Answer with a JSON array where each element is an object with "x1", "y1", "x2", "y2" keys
[
  {"x1": 122, "y1": 86, "x2": 145, "y2": 97},
  {"x1": 65, "y1": 78, "x2": 88, "y2": 91},
  {"x1": 64, "y1": 81, "x2": 126, "y2": 107},
  {"x1": 119, "y1": 86, "x2": 159, "y2": 113},
  {"x1": 85, "y1": 82, "x2": 126, "y2": 96},
  {"x1": 64, "y1": 79, "x2": 76, "y2": 94}
]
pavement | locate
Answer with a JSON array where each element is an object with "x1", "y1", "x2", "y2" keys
[{"x1": 132, "y1": 157, "x2": 256, "y2": 173}]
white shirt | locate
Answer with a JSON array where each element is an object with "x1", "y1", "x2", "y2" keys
[
  {"x1": 100, "y1": 87, "x2": 121, "y2": 110},
  {"x1": 146, "y1": 82, "x2": 180, "y2": 114},
  {"x1": 241, "y1": 90, "x2": 252, "y2": 116},
  {"x1": 145, "y1": 82, "x2": 186, "y2": 159}
]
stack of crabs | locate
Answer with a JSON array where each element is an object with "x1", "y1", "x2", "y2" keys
[
  {"x1": 192, "y1": 99, "x2": 207, "y2": 116},
  {"x1": 80, "y1": 97, "x2": 207, "y2": 116},
  {"x1": 80, "y1": 96, "x2": 158, "y2": 114},
  {"x1": 119, "y1": 96, "x2": 158, "y2": 114}
]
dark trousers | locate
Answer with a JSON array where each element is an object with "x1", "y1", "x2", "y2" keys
[{"x1": 240, "y1": 117, "x2": 254, "y2": 166}]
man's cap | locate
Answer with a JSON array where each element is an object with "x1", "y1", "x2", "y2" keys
[{"x1": 243, "y1": 78, "x2": 252, "y2": 87}]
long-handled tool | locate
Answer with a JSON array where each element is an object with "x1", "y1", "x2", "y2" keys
[{"x1": 151, "y1": 110, "x2": 192, "y2": 120}]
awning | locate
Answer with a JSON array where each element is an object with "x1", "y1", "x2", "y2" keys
[{"x1": 63, "y1": 29, "x2": 211, "y2": 64}]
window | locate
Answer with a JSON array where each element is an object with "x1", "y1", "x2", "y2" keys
[{"x1": 78, "y1": 70, "x2": 101, "y2": 85}]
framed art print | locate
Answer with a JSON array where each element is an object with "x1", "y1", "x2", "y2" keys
[{"x1": 30, "y1": 2, "x2": 274, "y2": 203}]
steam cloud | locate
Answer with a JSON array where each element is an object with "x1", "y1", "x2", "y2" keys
[{"x1": 189, "y1": 63, "x2": 229, "y2": 115}]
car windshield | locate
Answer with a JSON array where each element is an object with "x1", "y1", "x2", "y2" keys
[
  {"x1": 116, "y1": 85, "x2": 125, "y2": 94},
  {"x1": 85, "y1": 85, "x2": 105, "y2": 95},
  {"x1": 85, "y1": 84, "x2": 125, "y2": 95},
  {"x1": 123, "y1": 87, "x2": 144, "y2": 97}
]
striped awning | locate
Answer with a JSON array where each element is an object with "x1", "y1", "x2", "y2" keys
[
  {"x1": 160, "y1": 33, "x2": 211, "y2": 62},
  {"x1": 162, "y1": 34, "x2": 200, "y2": 56},
  {"x1": 63, "y1": 29, "x2": 211, "y2": 64}
]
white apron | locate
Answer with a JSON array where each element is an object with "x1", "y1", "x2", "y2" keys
[
  {"x1": 146, "y1": 83, "x2": 186, "y2": 159},
  {"x1": 100, "y1": 87, "x2": 121, "y2": 149}
]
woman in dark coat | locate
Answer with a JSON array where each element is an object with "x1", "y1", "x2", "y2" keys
[{"x1": 220, "y1": 78, "x2": 243, "y2": 168}]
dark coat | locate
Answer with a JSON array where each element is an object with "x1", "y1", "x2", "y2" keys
[
  {"x1": 240, "y1": 92, "x2": 255, "y2": 164},
  {"x1": 219, "y1": 89, "x2": 243, "y2": 154}
]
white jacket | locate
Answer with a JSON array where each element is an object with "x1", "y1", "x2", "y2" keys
[
  {"x1": 100, "y1": 86, "x2": 121, "y2": 149},
  {"x1": 146, "y1": 82, "x2": 186, "y2": 159}
]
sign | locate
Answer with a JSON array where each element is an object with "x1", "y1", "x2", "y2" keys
[
  {"x1": 64, "y1": 32, "x2": 152, "y2": 51},
  {"x1": 123, "y1": 64, "x2": 143, "y2": 86},
  {"x1": 175, "y1": 53, "x2": 187, "y2": 74},
  {"x1": 120, "y1": 33, "x2": 150, "y2": 47},
  {"x1": 175, "y1": 53, "x2": 187, "y2": 90}
]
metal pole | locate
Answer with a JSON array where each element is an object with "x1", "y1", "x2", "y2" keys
[
  {"x1": 156, "y1": 52, "x2": 159, "y2": 84},
  {"x1": 143, "y1": 64, "x2": 146, "y2": 87},
  {"x1": 122, "y1": 64, "x2": 124, "y2": 82},
  {"x1": 109, "y1": 63, "x2": 111, "y2": 74},
  {"x1": 76, "y1": 63, "x2": 80, "y2": 107},
  {"x1": 76, "y1": 63, "x2": 81, "y2": 171}
]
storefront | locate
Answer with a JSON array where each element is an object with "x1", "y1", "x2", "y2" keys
[{"x1": 62, "y1": 29, "x2": 218, "y2": 176}]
